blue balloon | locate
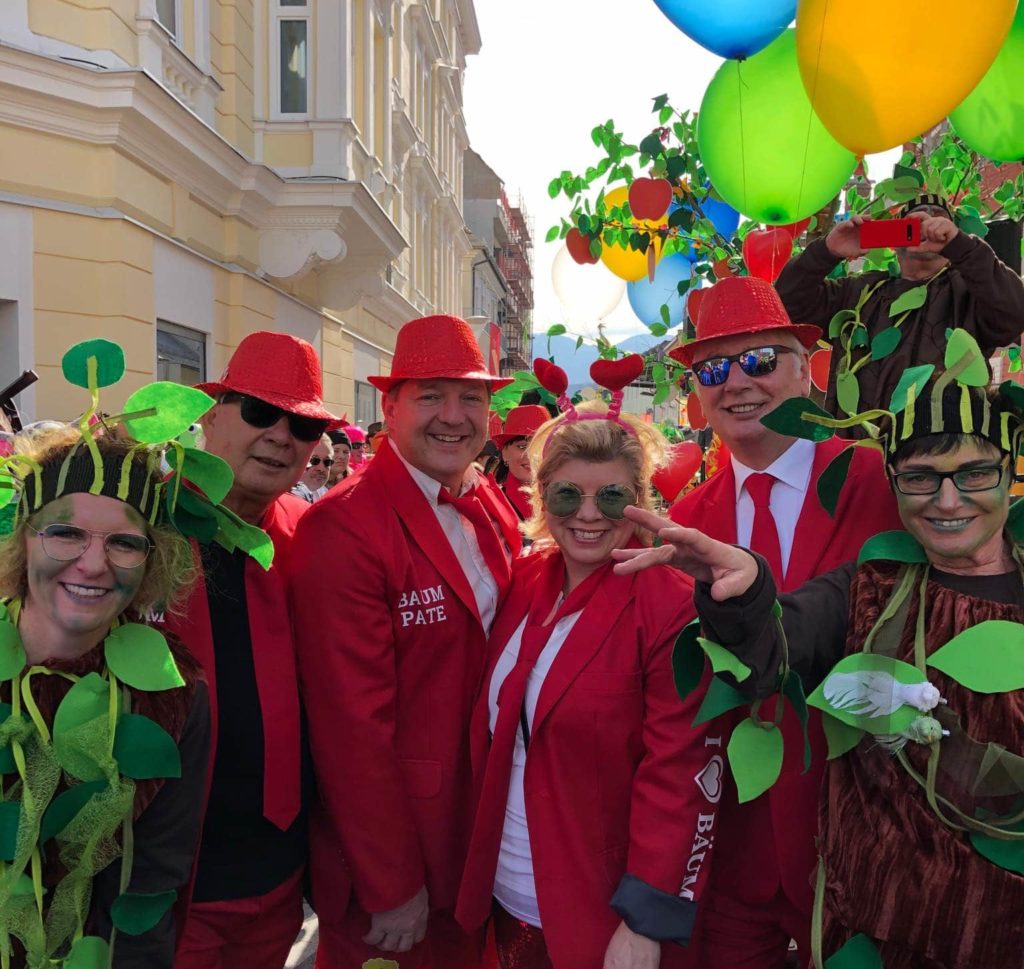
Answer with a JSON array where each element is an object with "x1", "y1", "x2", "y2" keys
[
  {"x1": 651, "y1": 0, "x2": 796, "y2": 60},
  {"x1": 701, "y1": 196, "x2": 740, "y2": 239},
  {"x1": 627, "y1": 255, "x2": 694, "y2": 328}
]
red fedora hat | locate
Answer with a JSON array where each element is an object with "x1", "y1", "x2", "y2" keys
[
  {"x1": 493, "y1": 404, "x2": 550, "y2": 449},
  {"x1": 368, "y1": 315, "x2": 514, "y2": 393},
  {"x1": 196, "y1": 330, "x2": 341, "y2": 425},
  {"x1": 669, "y1": 277, "x2": 822, "y2": 368}
]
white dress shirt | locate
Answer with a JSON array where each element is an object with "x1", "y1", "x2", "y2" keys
[
  {"x1": 732, "y1": 437, "x2": 815, "y2": 577},
  {"x1": 390, "y1": 438, "x2": 502, "y2": 632},
  {"x1": 487, "y1": 604, "x2": 583, "y2": 926}
]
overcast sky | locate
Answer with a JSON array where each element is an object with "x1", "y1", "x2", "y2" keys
[{"x1": 462, "y1": 1, "x2": 899, "y2": 343}]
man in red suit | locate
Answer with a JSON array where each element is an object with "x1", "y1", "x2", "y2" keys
[
  {"x1": 665, "y1": 278, "x2": 902, "y2": 969},
  {"x1": 290, "y1": 315, "x2": 523, "y2": 969},
  {"x1": 168, "y1": 332, "x2": 342, "y2": 969}
]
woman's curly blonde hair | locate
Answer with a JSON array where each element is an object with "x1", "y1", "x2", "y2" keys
[
  {"x1": 0, "y1": 425, "x2": 196, "y2": 616},
  {"x1": 522, "y1": 403, "x2": 669, "y2": 543}
]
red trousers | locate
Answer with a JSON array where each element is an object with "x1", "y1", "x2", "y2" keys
[
  {"x1": 314, "y1": 898, "x2": 484, "y2": 969},
  {"x1": 175, "y1": 867, "x2": 304, "y2": 969},
  {"x1": 698, "y1": 887, "x2": 809, "y2": 969}
]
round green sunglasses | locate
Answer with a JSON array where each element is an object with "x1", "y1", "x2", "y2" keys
[{"x1": 541, "y1": 481, "x2": 637, "y2": 520}]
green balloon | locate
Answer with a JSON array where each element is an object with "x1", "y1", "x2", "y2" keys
[
  {"x1": 950, "y1": 6, "x2": 1024, "y2": 163},
  {"x1": 698, "y1": 29, "x2": 857, "y2": 224}
]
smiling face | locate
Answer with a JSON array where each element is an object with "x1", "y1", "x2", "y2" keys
[
  {"x1": 383, "y1": 379, "x2": 489, "y2": 492},
  {"x1": 543, "y1": 457, "x2": 637, "y2": 588},
  {"x1": 692, "y1": 330, "x2": 810, "y2": 464},
  {"x1": 502, "y1": 439, "x2": 532, "y2": 484},
  {"x1": 328, "y1": 443, "x2": 350, "y2": 484},
  {"x1": 890, "y1": 438, "x2": 1011, "y2": 571},
  {"x1": 301, "y1": 439, "x2": 332, "y2": 491},
  {"x1": 24, "y1": 493, "x2": 148, "y2": 653},
  {"x1": 202, "y1": 398, "x2": 316, "y2": 519}
]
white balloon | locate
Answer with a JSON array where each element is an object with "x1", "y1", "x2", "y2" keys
[{"x1": 550, "y1": 245, "x2": 625, "y2": 329}]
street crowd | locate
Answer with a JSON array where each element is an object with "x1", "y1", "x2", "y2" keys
[{"x1": 0, "y1": 197, "x2": 1023, "y2": 969}]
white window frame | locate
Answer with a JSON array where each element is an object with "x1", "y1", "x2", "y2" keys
[
  {"x1": 271, "y1": 0, "x2": 312, "y2": 119},
  {"x1": 153, "y1": 0, "x2": 183, "y2": 43},
  {"x1": 156, "y1": 319, "x2": 207, "y2": 386}
]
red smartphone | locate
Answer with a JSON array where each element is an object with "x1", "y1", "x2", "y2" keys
[{"x1": 859, "y1": 218, "x2": 922, "y2": 249}]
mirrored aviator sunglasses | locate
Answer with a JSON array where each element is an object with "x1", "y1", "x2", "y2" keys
[
  {"x1": 542, "y1": 481, "x2": 637, "y2": 520},
  {"x1": 226, "y1": 393, "x2": 330, "y2": 443},
  {"x1": 692, "y1": 346, "x2": 791, "y2": 388}
]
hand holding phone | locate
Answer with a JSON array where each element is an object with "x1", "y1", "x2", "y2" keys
[{"x1": 859, "y1": 218, "x2": 922, "y2": 250}]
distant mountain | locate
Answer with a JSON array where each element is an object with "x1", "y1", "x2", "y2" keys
[{"x1": 545, "y1": 333, "x2": 664, "y2": 390}]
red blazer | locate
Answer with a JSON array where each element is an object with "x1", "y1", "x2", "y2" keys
[
  {"x1": 457, "y1": 551, "x2": 711, "y2": 969},
  {"x1": 669, "y1": 438, "x2": 901, "y2": 913},
  {"x1": 289, "y1": 442, "x2": 522, "y2": 919},
  {"x1": 164, "y1": 493, "x2": 308, "y2": 917}
]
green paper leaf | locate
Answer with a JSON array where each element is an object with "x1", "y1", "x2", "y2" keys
[
  {"x1": 944, "y1": 329, "x2": 990, "y2": 387},
  {"x1": 782, "y1": 672, "x2": 812, "y2": 773},
  {"x1": 64, "y1": 937, "x2": 110, "y2": 969},
  {"x1": 835, "y1": 370, "x2": 861, "y2": 416},
  {"x1": 40, "y1": 780, "x2": 107, "y2": 844},
  {"x1": 727, "y1": 719, "x2": 783, "y2": 803},
  {"x1": 857, "y1": 530, "x2": 928, "y2": 566},
  {"x1": 11, "y1": 873, "x2": 38, "y2": 897},
  {"x1": 889, "y1": 364, "x2": 936, "y2": 414},
  {"x1": 110, "y1": 889, "x2": 177, "y2": 935},
  {"x1": 168, "y1": 448, "x2": 234, "y2": 505},
  {"x1": 0, "y1": 480, "x2": 14, "y2": 510},
  {"x1": 697, "y1": 638, "x2": 751, "y2": 683},
  {"x1": 114, "y1": 713, "x2": 181, "y2": 779},
  {"x1": 105, "y1": 623, "x2": 184, "y2": 692},
  {"x1": 168, "y1": 486, "x2": 220, "y2": 544},
  {"x1": 869, "y1": 326, "x2": 902, "y2": 362},
  {"x1": 824, "y1": 933, "x2": 883, "y2": 968},
  {"x1": 0, "y1": 622, "x2": 27, "y2": 681},
  {"x1": 828, "y1": 309, "x2": 856, "y2": 339},
  {"x1": 970, "y1": 819, "x2": 1024, "y2": 875},
  {"x1": 62, "y1": 340, "x2": 125, "y2": 390},
  {"x1": 760, "y1": 397, "x2": 836, "y2": 442},
  {"x1": 927, "y1": 621, "x2": 1024, "y2": 694},
  {"x1": 850, "y1": 328, "x2": 869, "y2": 349},
  {"x1": 956, "y1": 214, "x2": 988, "y2": 239},
  {"x1": 692, "y1": 676, "x2": 750, "y2": 728},
  {"x1": 822, "y1": 712, "x2": 863, "y2": 760},
  {"x1": 888, "y1": 285, "x2": 928, "y2": 317},
  {"x1": 123, "y1": 383, "x2": 215, "y2": 444},
  {"x1": 52, "y1": 673, "x2": 113, "y2": 782},
  {"x1": 0, "y1": 800, "x2": 20, "y2": 861},
  {"x1": 999, "y1": 380, "x2": 1024, "y2": 412},
  {"x1": 672, "y1": 621, "x2": 704, "y2": 701},
  {"x1": 817, "y1": 446, "x2": 855, "y2": 517},
  {"x1": 808, "y1": 653, "x2": 928, "y2": 735}
]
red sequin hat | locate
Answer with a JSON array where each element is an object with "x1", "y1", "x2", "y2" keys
[
  {"x1": 668, "y1": 276, "x2": 821, "y2": 368},
  {"x1": 367, "y1": 315, "x2": 514, "y2": 392},
  {"x1": 493, "y1": 405, "x2": 550, "y2": 449},
  {"x1": 196, "y1": 330, "x2": 342, "y2": 426}
]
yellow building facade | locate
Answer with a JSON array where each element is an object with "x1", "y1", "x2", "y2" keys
[{"x1": 0, "y1": 0, "x2": 481, "y2": 424}]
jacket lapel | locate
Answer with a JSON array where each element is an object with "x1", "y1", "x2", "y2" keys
[
  {"x1": 688, "y1": 465, "x2": 739, "y2": 545},
  {"x1": 785, "y1": 438, "x2": 844, "y2": 590},
  {"x1": 375, "y1": 443, "x2": 482, "y2": 622}
]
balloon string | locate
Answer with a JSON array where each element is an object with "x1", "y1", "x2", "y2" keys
[{"x1": 736, "y1": 62, "x2": 748, "y2": 215}]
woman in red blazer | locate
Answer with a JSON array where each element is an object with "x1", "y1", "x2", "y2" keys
[{"x1": 456, "y1": 403, "x2": 715, "y2": 969}]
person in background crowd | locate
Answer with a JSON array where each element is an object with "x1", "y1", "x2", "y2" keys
[
  {"x1": 455, "y1": 394, "x2": 708, "y2": 969},
  {"x1": 490, "y1": 405, "x2": 549, "y2": 521},
  {"x1": 776, "y1": 194, "x2": 1024, "y2": 417},
  {"x1": 167, "y1": 331, "x2": 340, "y2": 969},
  {"x1": 0, "y1": 422, "x2": 210, "y2": 969},
  {"x1": 326, "y1": 430, "x2": 351, "y2": 486},
  {"x1": 291, "y1": 315, "x2": 522, "y2": 969},
  {"x1": 344, "y1": 425, "x2": 370, "y2": 470},
  {"x1": 292, "y1": 434, "x2": 333, "y2": 503},
  {"x1": 665, "y1": 277, "x2": 901, "y2": 969},
  {"x1": 615, "y1": 377, "x2": 1024, "y2": 969}
]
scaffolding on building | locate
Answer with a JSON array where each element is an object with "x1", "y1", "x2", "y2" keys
[{"x1": 496, "y1": 192, "x2": 534, "y2": 375}]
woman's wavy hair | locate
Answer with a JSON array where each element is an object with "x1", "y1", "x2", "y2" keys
[
  {"x1": 0, "y1": 425, "x2": 196, "y2": 616},
  {"x1": 523, "y1": 403, "x2": 669, "y2": 544}
]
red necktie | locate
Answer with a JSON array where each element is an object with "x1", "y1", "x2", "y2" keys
[
  {"x1": 746, "y1": 472, "x2": 785, "y2": 584},
  {"x1": 456, "y1": 556, "x2": 609, "y2": 929},
  {"x1": 438, "y1": 488, "x2": 512, "y2": 599}
]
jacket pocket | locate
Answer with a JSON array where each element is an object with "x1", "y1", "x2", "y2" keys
[{"x1": 399, "y1": 758, "x2": 443, "y2": 798}]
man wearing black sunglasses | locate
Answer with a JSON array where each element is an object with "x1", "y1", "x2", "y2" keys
[
  {"x1": 665, "y1": 277, "x2": 901, "y2": 969},
  {"x1": 167, "y1": 331, "x2": 343, "y2": 969}
]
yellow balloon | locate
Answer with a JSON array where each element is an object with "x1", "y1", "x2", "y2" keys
[
  {"x1": 599, "y1": 186, "x2": 667, "y2": 282},
  {"x1": 796, "y1": 0, "x2": 1017, "y2": 155}
]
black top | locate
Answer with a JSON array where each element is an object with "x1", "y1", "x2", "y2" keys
[{"x1": 192, "y1": 543, "x2": 310, "y2": 902}]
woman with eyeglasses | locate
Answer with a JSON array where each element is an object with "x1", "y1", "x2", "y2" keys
[
  {"x1": 291, "y1": 434, "x2": 334, "y2": 503},
  {"x1": 456, "y1": 400, "x2": 712, "y2": 969},
  {"x1": 0, "y1": 424, "x2": 210, "y2": 967},
  {"x1": 491, "y1": 406, "x2": 550, "y2": 521},
  {"x1": 615, "y1": 377, "x2": 1024, "y2": 969}
]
